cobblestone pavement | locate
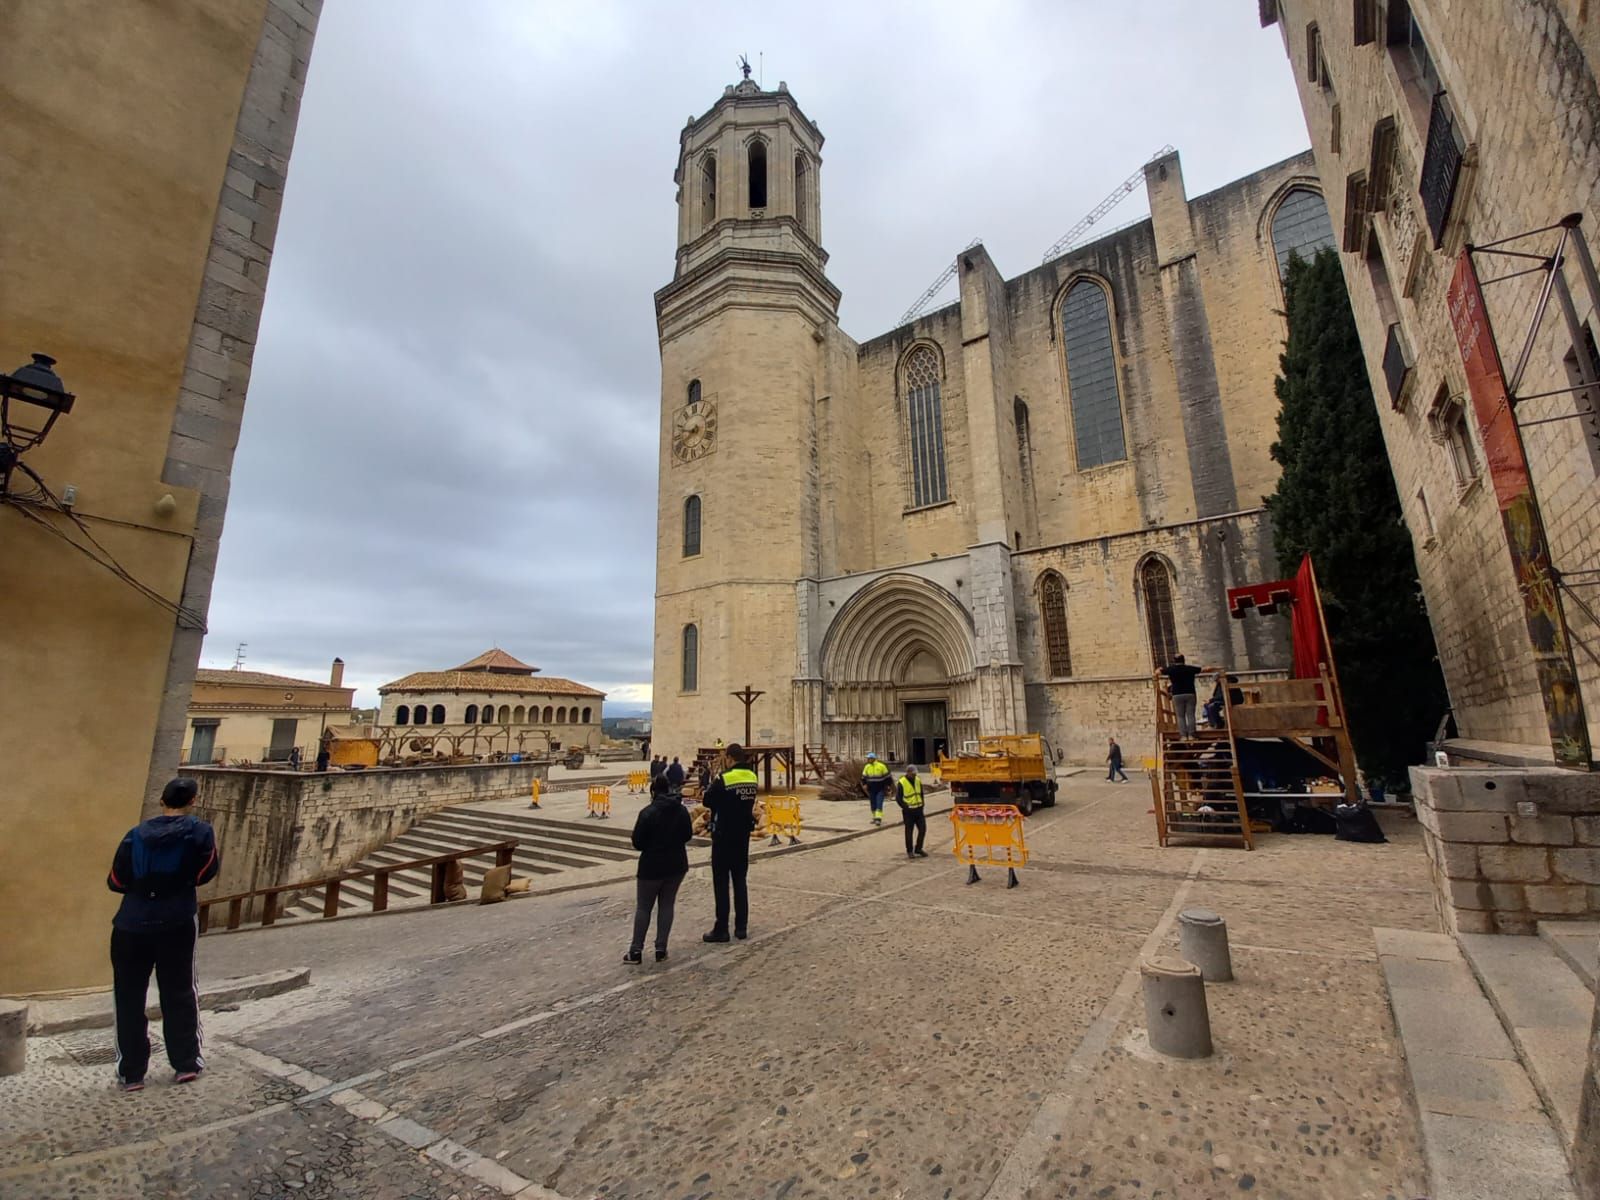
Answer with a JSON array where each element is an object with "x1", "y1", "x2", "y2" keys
[{"x1": 2, "y1": 779, "x2": 1438, "y2": 1198}]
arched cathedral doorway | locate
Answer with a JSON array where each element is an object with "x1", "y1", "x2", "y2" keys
[{"x1": 818, "y1": 575, "x2": 979, "y2": 762}]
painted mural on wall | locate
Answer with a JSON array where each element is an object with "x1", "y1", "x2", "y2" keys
[{"x1": 1448, "y1": 253, "x2": 1592, "y2": 767}]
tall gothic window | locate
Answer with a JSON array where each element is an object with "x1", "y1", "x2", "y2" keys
[
  {"x1": 794, "y1": 153, "x2": 808, "y2": 234},
  {"x1": 902, "y1": 346, "x2": 949, "y2": 508},
  {"x1": 682, "y1": 624, "x2": 699, "y2": 692},
  {"x1": 748, "y1": 141, "x2": 767, "y2": 208},
  {"x1": 683, "y1": 494, "x2": 702, "y2": 557},
  {"x1": 1039, "y1": 572, "x2": 1072, "y2": 676},
  {"x1": 1061, "y1": 281, "x2": 1128, "y2": 468},
  {"x1": 1140, "y1": 558, "x2": 1180, "y2": 669},
  {"x1": 700, "y1": 154, "x2": 717, "y2": 228},
  {"x1": 1270, "y1": 188, "x2": 1337, "y2": 281}
]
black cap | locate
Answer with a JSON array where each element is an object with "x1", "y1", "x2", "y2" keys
[{"x1": 161, "y1": 778, "x2": 198, "y2": 808}]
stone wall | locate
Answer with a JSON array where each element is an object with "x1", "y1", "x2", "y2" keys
[
  {"x1": 1269, "y1": 0, "x2": 1600, "y2": 754},
  {"x1": 182, "y1": 760, "x2": 549, "y2": 909},
  {"x1": 1409, "y1": 765, "x2": 1600, "y2": 934}
]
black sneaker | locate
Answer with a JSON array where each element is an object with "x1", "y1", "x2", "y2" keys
[
  {"x1": 734, "y1": 929, "x2": 748, "y2": 941},
  {"x1": 623, "y1": 949, "x2": 642, "y2": 965},
  {"x1": 655, "y1": 949, "x2": 668, "y2": 962},
  {"x1": 914, "y1": 849, "x2": 929, "y2": 857},
  {"x1": 703, "y1": 930, "x2": 730, "y2": 943}
]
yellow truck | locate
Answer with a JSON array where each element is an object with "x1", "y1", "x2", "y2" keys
[{"x1": 936, "y1": 734, "x2": 1060, "y2": 816}]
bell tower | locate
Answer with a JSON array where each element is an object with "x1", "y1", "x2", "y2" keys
[{"x1": 652, "y1": 75, "x2": 839, "y2": 757}]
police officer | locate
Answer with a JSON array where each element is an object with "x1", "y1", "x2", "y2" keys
[
  {"x1": 861, "y1": 752, "x2": 891, "y2": 826},
  {"x1": 896, "y1": 764, "x2": 928, "y2": 859},
  {"x1": 702, "y1": 742, "x2": 759, "y2": 942}
]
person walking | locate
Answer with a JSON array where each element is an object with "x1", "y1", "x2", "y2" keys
[
  {"x1": 649, "y1": 755, "x2": 665, "y2": 782},
  {"x1": 665, "y1": 756, "x2": 686, "y2": 790},
  {"x1": 896, "y1": 765, "x2": 928, "y2": 859},
  {"x1": 1106, "y1": 737, "x2": 1129, "y2": 782},
  {"x1": 106, "y1": 778, "x2": 221, "y2": 1091},
  {"x1": 1160, "y1": 653, "x2": 1209, "y2": 739},
  {"x1": 702, "y1": 742, "x2": 759, "y2": 943},
  {"x1": 861, "y1": 752, "x2": 891, "y2": 826},
  {"x1": 625, "y1": 775, "x2": 694, "y2": 964}
]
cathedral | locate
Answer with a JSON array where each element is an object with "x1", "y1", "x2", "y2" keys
[{"x1": 653, "y1": 75, "x2": 1338, "y2": 764}]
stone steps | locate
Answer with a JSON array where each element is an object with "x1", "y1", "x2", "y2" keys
[
  {"x1": 1460, "y1": 930, "x2": 1595, "y2": 1154},
  {"x1": 280, "y1": 807, "x2": 646, "y2": 922},
  {"x1": 1538, "y1": 920, "x2": 1599, "y2": 994},
  {"x1": 1375, "y1": 927, "x2": 1577, "y2": 1200}
]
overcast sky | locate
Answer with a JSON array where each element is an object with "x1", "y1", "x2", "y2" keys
[{"x1": 201, "y1": 1, "x2": 1309, "y2": 711}]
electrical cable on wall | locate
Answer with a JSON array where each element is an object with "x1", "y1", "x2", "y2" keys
[{"x1": 4, "y1": 461, "x2": 208, "y2": 630}]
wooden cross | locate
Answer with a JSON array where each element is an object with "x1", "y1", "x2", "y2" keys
[{"x1": 731, "y1": 684, "x2": 765, "y2": 747}]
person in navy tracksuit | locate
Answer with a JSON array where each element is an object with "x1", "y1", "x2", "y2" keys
[{"x1": 106, "y1": 778, "x2": 220, "y2": 1091}]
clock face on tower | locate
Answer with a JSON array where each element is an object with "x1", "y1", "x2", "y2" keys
[{"x1": 672, "y1": 398, "x2": 718, "y2": 464}]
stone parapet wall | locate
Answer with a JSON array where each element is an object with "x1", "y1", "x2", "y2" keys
[
  {"x1": 1409, "y1": 765, "x2": 1600, "y2": 934},
  {"x1": 181, "y1": 760, "x2": 550, "y2": 909}
]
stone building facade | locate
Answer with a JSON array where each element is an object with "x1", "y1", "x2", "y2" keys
[
  {"x1": 653, "y1": 77, "x2": 1339, "y2": 763},
  {"x1": 182, "y1": 660, "x2": 355, "y2": 764},
  {"x1": 0, "y1": 0, "x2": 321, "y2": 993},
  {"x1": 379, "y1": 649, "x2": 605, "y2": 752},
  {"x1": 1260, "y1": 0, "x2": 1600, "y2": 758}
]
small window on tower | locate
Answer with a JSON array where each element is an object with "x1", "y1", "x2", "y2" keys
[
  {"x1": 748, "y1": 141, "x2": 767, "y2": 209},
  {"x1": 688, "y1": 379, "x2": 701, "y2": 405},
  {"x1": 701, "y1": 154, "x2": 717, "y2": 228},
  {"x1": 794, "y1": 153, "x2": 808, "y2": 233}
]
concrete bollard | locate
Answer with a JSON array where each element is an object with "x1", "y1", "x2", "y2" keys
[
  {"x1": 0, "y1": 999, "x2": 27, "y2": 1076},
  {"x1": 1178, "y1": 907, "x2": 1234, "y2": 982},
  {"x1": 1140, "y1": 955, "x2": 1213, "y2": 1059}
]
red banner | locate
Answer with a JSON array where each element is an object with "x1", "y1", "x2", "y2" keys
[{"x1": 1447, "y1": 253, "x2": 1591, "y2": 767}]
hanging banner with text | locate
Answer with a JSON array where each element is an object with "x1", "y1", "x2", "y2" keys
[{"x1": 1447, "y1": 252, "x2": 1591, "y2": 768}]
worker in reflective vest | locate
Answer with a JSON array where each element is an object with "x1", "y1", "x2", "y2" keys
[
  {"x1": 861, "y1": 753, "x2": 891, "y2": 826},
  {"x1": 896, "y1": 765, "x2": 927, "y2": 860},
  {"x1": 702, "y1": 743, "x2": 759, "y2": 942}
]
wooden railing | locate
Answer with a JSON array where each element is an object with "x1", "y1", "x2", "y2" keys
[{"x1": 198, "y1": 839, "x2": 518, "y2": 933}]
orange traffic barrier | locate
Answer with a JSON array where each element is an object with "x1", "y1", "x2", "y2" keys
[
  {"x1": 950, "y1": 804, "x2": 1028, "y2": 888},
  {"x1": 586, "y1": 785, "x2": 612, "y2": 819},
  {"x1": 529, "y1": 778, "x2": 543, "y2": 809},
  {"x1": 626, "y1": 769, "x2": 649, "y2": 793},
  {"x1": 762, "y1": 794, "x2": 803, "y2": 846}
]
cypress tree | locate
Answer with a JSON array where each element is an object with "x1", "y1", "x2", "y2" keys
[{"x1": 1267, "y1": 249, "x2": 1449, "y2": 787}]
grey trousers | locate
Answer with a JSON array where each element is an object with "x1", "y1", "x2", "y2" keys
[
  {"x1": 1174, "y1": 694, "x2": 1198, "y2": 737},
  {"x1": 630, "y1": 872, "x2": 686, "y2": 954}
]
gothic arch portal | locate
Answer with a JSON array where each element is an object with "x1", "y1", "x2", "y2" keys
[{"x1": 818, "y1": 574, "x2": 980, "y2": 761}]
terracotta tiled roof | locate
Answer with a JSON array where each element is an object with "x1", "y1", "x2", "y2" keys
[
  {"x1": 195, "y1": 668, "x2": 338, "y2": 690},
  {"x1": 453, "y1": 648, "x2": 538, "y2": 674},
  {"x1": 379, "y1": 670, "x2": 604, "y2": 698}
]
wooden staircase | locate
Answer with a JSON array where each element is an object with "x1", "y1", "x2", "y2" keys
[{"x1": 1153, "y1": 729, "x2": 1253, "y2": 850}]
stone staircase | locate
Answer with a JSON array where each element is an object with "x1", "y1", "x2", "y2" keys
[
  {"x1": 1380, "y1": 920, "x2": 1599, "y2": 1199},
  {"x1": 282, "y1": 806, "x2": 644, "y2": 921},
  {"x1": 1459, "y1": 921, "x2": 1599, "y2": 1154}
]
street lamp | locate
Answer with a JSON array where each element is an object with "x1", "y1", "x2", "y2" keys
[{"x1": 0, "y1": 353, "x2": 74, "y2": 492}]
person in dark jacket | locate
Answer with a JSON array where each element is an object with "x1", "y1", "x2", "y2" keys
[
  {"x1": 106, "y1": 778, "x2": 221, "y2": 1091},
  {"x1": 664, "y1": 756, "x2": 686, "y2": 790},
  {"x1": 702, "y1": 743, "x2": 759, "y2": 943},
  {"x1": 1106, "y1": 737, "x2": 1129, "y2": 782},
  {"x1": 626, "y1": 775, "x2": 695, "y2": 963},
  {"x1": 649, "y1": 755, "x2": 665, "y2": 781}
]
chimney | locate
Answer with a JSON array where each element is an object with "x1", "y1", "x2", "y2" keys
[{"x1": 330, "y1": 657, "x2": 345, "y2": 689}]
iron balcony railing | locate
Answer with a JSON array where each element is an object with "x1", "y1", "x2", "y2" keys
[
  {"x1": 180, "y1": 747, "x2": 226, "y2": 766},
  {"x1": 1383, "y1": 322, "x2": 1414, "y2": 407},
  {"x1": 1420, "y1": 91, "x2": 1465, "y2": 246}
]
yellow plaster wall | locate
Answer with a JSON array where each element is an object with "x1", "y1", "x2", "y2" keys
[{"x1": 0, "y1": 0, "x2": 269, "y2": 993}]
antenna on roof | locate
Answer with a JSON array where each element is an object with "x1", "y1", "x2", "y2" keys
[{"x1": 232, "y1": 642, "x2": 247, "y2": 671}]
